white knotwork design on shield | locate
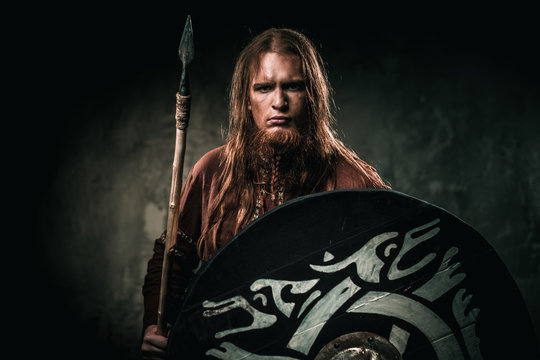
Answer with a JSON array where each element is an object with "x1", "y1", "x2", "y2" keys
[{"x1": 201, "y1": 219, "x2": 482, "y2": 359}]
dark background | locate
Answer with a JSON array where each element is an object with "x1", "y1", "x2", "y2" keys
[{"x1": 16, "y1": 4, "x2": 539, "y2": 359}]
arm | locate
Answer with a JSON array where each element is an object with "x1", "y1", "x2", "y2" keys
[
  {"x1": 141, "y1": 147, "x2": 224, "y2": 353},
  {"x1": 141, "y1": 230, "x2": 199, "y2": 357},
  {"x1": 141, "y1": 169, "x2": 202, "y2": 354}
]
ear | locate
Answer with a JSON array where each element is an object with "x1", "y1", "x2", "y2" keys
[{"x1": 248, "y1": 101, "x2": 252, "y2": 111}]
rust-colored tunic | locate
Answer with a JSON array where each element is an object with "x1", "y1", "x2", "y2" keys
[{"x1": 142, "y1": 145, "x2": 383, "y2": 329}]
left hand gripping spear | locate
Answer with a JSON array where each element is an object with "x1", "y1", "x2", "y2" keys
[{"x1": 157, "y1": 15, "x2": 194, "y2": 335}]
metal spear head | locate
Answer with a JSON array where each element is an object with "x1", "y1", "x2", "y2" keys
[{"x1": 178, "y1": 15, "x2": 194, "y2": 65}]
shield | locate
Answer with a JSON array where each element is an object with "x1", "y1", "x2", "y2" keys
[{"x1": 167, "y1": 189, "x2": 539, "y2": 359}]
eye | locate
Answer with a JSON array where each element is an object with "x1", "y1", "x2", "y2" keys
[
  {"x1": 253, "y1": 293, "x2": 267, "y2": 306},
  {"x1": 254, "y1": 84, "x2": 273, "y2": 93},
  {"x1": 384, "y1": 243, "x2": 398, "y2": 258},
  {"x1": 284, "y1": 82, "x2": 304, "y2": 91}
]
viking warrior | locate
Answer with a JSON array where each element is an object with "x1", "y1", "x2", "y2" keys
[{"x1": 141, "y1": 27, "x2": 390, "y2": 359}]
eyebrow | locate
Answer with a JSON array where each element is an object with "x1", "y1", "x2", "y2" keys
[
  {"x1": 252, "y1": 79, "x2": 305, "y2": 88},
  {"x1": 252, "y1": 81, "x2": 274, "y2": 87}
]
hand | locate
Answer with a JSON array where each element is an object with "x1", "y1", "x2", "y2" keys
[{"x1": 141, "y1": 325, "x2": 168, "y2": 359}]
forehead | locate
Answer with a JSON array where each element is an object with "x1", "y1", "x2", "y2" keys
[{"x1": 251, "y1": 52, "x2": 304, "y2": 82}]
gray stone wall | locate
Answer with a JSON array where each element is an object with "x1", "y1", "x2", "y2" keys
[{"x1": 29, "y1": 9, "x2": 538, "y2": 359}]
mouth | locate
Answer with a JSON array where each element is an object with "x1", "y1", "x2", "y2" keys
[{"x1": 267, "y1": 116, "x2": 291, "y2": 126}]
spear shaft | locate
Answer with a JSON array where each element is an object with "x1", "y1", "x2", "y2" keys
[{"x1": 157, "y1": 15, "x2": 194, "y2": 335}]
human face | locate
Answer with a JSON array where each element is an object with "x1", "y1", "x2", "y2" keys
[{"x1": 248, "y1": 52, "x2": 308, "y2": 134}]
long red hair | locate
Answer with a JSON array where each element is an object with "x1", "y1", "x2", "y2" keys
[{"x1": 197, "y1": 28, "x2": 389, "y2": 258}]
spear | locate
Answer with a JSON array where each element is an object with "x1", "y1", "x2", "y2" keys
[{"x1": 157, "y1": 14, "x2": 194, "y2": 335}]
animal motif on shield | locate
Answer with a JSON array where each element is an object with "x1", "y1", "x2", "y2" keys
[
  {"x1": 166, "y1": 190, "x2": 539, "y2": 360},
  {"x1": 201, "y1": 218, "x2": 481, "y2": 359}
]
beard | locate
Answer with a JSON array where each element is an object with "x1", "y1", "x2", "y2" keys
[
  {"x1": 252, "y1": 127, "x2": 302, "y2": 159},
  {"x1": 245, "y1": 126, "x2": 325, "y2": 191}
]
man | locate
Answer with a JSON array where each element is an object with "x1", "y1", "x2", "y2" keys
[{"x1": 141, "y1": 27, "x2": 390, "y2": 359}]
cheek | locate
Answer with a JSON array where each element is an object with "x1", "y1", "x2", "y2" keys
[
  {"x1": 249, "y1": 97, "x2": 260, "y2": 117},
  {"x1": 293, "y1": 94, "x2": 309, "y2": 116},
  {"x1": 249, "y1": 95, "x2": 265, "y2": 127}
]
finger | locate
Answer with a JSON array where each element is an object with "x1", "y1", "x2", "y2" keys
[
  {"x1": 145, "y1": 335, "x2": 168, "y2": 349},
  {"x1": 142, "y1": 341, "x2": 166, "y2": 353}
]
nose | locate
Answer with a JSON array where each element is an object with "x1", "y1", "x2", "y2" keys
[{"x1": 272, "y1": 88, "x2": 288, "y2": 111}]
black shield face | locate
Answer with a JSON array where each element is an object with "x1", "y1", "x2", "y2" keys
[{"x1": 167, "y1": 189, "x2": 539, "y2": 359}]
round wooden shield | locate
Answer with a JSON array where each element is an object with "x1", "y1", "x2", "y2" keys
[{"x1": 167, "y1": 189, "x2": 539, "y2": 359}]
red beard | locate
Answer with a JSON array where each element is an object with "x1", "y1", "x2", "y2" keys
[
  {"x1": 246, "y1": 127, "x2": 325, "y2": 192},
  {"x1": 251, "y1": 128, "x2": 302, "y2": 158}
]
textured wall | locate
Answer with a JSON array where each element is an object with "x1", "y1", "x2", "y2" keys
[{"x1": 29, "y1": 8, "x2": 538, "y2": 359}]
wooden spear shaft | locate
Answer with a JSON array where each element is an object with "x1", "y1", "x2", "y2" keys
[
  {"x1": 157, "y1": 15, "x2": 194, "y2": 336},
  {"x1": 157, "y1": 92, "x2": 190, "y2": 335}
]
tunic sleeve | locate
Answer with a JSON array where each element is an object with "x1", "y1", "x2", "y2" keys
[
  {"x1": 141, "y1": 146, "x2": 225, "y2": 331},
  {"x1": 141, "y1": 166, "x2": 204, "y2": 330}
]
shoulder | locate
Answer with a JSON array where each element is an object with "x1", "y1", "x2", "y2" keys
[
  {"x1": 183, "y1": 145, "x2": 227, "y2": 189},
  {"x1": 333, "y1": 157, "x2": 365, "y2": 189},
  {"x1": 191, "y1": 145, "x2": 226, "y2": 175},
  {"x1": 181, "y1": 145, "x2": 226, "y2": 194},
  {"x1": 333, "y1": 155, "x2": 390, "y2": 190}
]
